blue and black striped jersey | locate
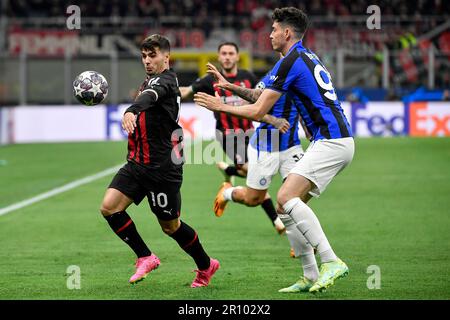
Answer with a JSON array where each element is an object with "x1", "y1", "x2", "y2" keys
[
  {"x1": 267, "y1": 41, "x2": 353, "y2": 141},
  {"x1": 250, "y1": 71, "x2": 301, "y2": 152}
]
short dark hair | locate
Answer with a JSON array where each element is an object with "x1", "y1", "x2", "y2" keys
[
  {"x1": 218, "y1": 42, "x2": 239, "y2": 53},
  {"x1": 140, "y1": 34, "x2": 170, "y2": 53},
  {"x1": 272, "y1": 7, "x2": 309, "y2": 39}
]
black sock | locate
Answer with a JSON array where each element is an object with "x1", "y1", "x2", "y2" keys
[
  {"x1": 104, "y1": 211, "x2": 152, "y2": 258},
  {"x1": 170, "y1": 221, "x2": 210, "y2": 270},
  {"x1": 261, "y1": 198, "x2": 278, "y2": 224},
  {"x1": 225, "y1": 165, "x2": 245, "y2": 178}
]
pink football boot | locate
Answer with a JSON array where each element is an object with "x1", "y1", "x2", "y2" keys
[
  {"x1": 129, "y1": 254, "x2": 160, "y2": 284},
  {"x1": 191, "y1": 258, "x2": 220, "y2": 288}
]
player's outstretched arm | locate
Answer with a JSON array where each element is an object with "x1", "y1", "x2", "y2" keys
[
  {"x1": 179, "y1": 86, "x2": 194, "y2": 100},
  {"x1": 194, "y1": 89, "x2": 281, "y2": 122},
  {"x1": 206, "y1": 62, "x2": 262, "y2": 103}
]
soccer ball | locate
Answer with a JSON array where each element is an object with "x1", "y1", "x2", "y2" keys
[{"x1": 73, "y1": 71, "x2": 108, "y2": 106}]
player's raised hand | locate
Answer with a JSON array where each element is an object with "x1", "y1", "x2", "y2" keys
[
  {"x1": 194, "y1": 92, "x2": 222, "y2": 111},
  {"x1": 206, "y1": 62, "x2": 230, "y2": 89},
  {"x1": 122, "y1": 112, "x2": 137, "y2": 134}
]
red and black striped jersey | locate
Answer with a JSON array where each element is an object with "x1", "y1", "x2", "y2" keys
[
  {"x1": 191, "y1": 69, "x2": 257, "y2": 133},
  {"x1": 125, "y1": 69, "x2": 183, "y2": 181}
]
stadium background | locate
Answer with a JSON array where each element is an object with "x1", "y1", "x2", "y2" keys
[{"x1": 0, "y1": 0, "x2": 449, "y2": 301}]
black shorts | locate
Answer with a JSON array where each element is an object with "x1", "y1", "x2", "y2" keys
[
  {"x1": 216, "y1": 129, "x2": 254, "y2": 167},
  {"x1": 109, "y1": 162, "x2": 182, "y2": 221}
]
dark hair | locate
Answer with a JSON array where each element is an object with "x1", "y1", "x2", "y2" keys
[
  {"x1": 218, "y1": 42, "x2": 239, "y2": 53},
  {"x1": 272, "y1": 7, "x2": 309, "y2": 39},
  {"x1": 140, "y1": 34, "x2": 171, "y2": 53}
]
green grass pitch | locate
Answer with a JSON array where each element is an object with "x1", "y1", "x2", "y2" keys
[{"x1": 0, "y1": 138, "x2": 449, "y2": 300}]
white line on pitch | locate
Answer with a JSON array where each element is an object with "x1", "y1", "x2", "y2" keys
[{"x1": 0, "y1": 164, "x2": 123, "y2": 217}]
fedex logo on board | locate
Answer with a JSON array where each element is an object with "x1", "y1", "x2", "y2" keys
[
  {"x1": 104, "y1": 102, "x2": 450, "y2": 139},
  {"x1": 351, "y1": 102, "x2": 408, "y2": 137},
  {"x1": 350, "y1": 102, "x2": 450, "y2": 137},
  {"x1": 409, "y1": 102, "x2": 450, "y2": 137}
]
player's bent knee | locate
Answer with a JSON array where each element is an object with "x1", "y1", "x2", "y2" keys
[
  {"x1": 100, "y1": 203, "x2": 115, "y2": 216},
  {"x1": 100, "y1": 188, "x2": 133, "y2": 216},
  {"x1": 277, "y1": 189, "x2": 293, "y2": 208}
]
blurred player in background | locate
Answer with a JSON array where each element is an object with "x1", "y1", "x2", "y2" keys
[
  {"x1": 180, "y1": 42, "x2": 289, "y2": 234},
  {"x1": 194, "y1": 7, "x2": 354, "y2": 293},
  {"x1": 100, "y1": 34, "x2": 219, "y2": 288}
]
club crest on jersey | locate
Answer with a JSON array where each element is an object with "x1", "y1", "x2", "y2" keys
[
  {"x1": 259, "y1": 178, "x2": 267, "y2": 186},
  {"x1": 148, "y1": 77, "x2": 160, "y2": 87}
]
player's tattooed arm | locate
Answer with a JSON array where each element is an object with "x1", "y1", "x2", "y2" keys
[
  {"x1": 206, "y1": 62, "x2": 262, "y2": 102},
  {"x1": 227, "y1": 85, "x2": 263, "y2": 103},
  {"x1": 194, "y1": 88, "x2": 282, "y2": 123}
]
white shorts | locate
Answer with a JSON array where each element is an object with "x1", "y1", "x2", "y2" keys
[
  {"x1": 289, "y1": 137, "x2": 355, "y2": 197},
  {"x1": 246, "y1": 145, "x2": 304, "y2": 190}
]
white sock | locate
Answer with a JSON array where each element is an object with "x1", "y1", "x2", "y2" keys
[
  {"x1": 279, "y1": 214, "x2": 319, "y2": 282},
  {"x1": 222, "y1": 187, "x2": 235, "y2": 201},
  {"x1": 283, "y1": 198, "x2": 337, "y2": 264},
  {"x1": 301, "y1": 259, "x2": 319, "y2": 282}
]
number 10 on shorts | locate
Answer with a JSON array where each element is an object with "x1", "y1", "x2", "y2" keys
[{"x1": 150, "y1": 192, "x2": 168, "y2": 208}]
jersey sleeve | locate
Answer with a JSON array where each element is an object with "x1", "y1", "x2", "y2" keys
[
  {"x1": 267, "y1": 53, "x2": 300, "y2": 93},
  {"x1": 191, "y1": 74, "x2": 215, "y2": 95},
  {"x1": 126, "y1": 74, "x2": 170, "y2": 114},
  {"x1": 255, "y1": 71, "x2": 272, "y2": 90}
]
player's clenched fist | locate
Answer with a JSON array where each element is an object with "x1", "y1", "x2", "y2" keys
[{"x1": 122, "y1": 112, "x2": 137, "y2": 134}]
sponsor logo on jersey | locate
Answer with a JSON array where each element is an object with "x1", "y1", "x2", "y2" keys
[{"x1": 148, "y1": 77, "x2": 160, "y2": 87}]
